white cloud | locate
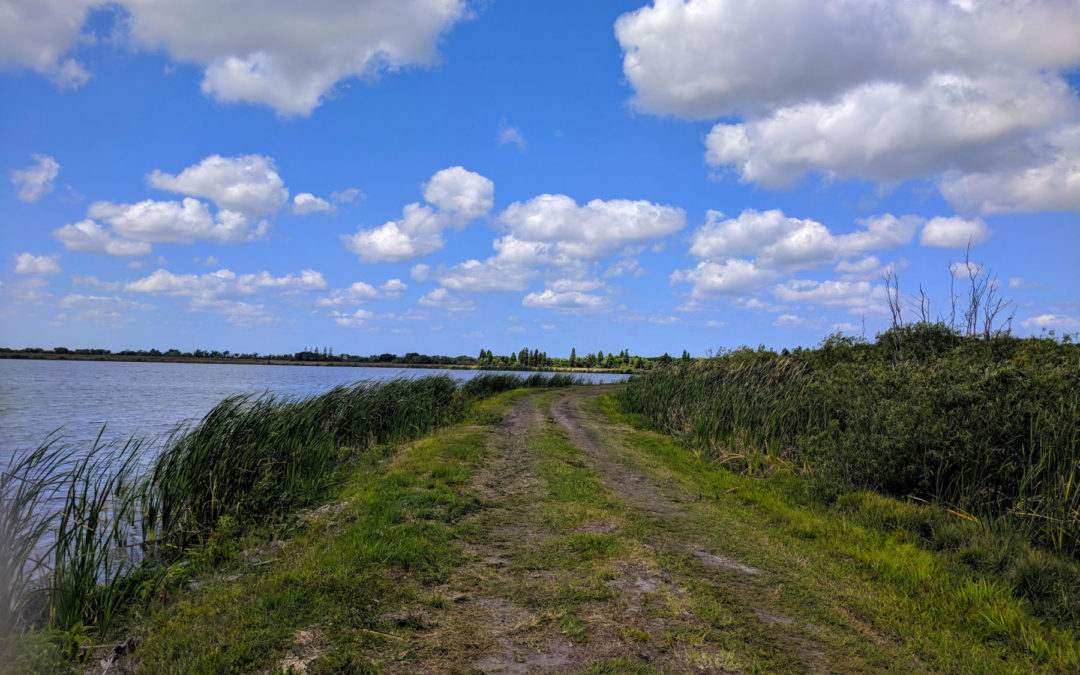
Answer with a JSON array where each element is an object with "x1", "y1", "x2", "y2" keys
[
  {"x1": 497, "y1": 121, "x2": 527, "y2": 150},
  {"x1": 649, "y1": 315, "x2": 678, "y2": 325},
  {"x1": 670, "y1": 259, "x2": 779, "y2": 298},
  {"x1": 125, "y1": 267, "x2": 326, "y2": 300},
  {"x1": 1008, "y1": 277, "x2": 1043, "y2": 291},
  {"x1": 1021, "y1": 313, "x2": 1080, "y2": 331},
  {"x1": 0, "y1": 0, "x2": 97, "y2": 88},
  {"x1": 618, "y1": 1, "x2": 1080, "y2": 214},
  {"x1": 417, "y1": 287, "x2": 475, "y2": 313},
  {"x1": 314, "y1": 281, "x2": 379, "y2": 307},
  {"x1": 771, "y1": 279, "x2": 884, "y2": 314},
  {"x1": 331, "y1": 308, "x2": 376, "y2": 328},
  {"x1": 14, "y1": 253, "x2": 61, "y2": 275},
  {"x1": 292, "y1": 193, "x2": 332, "y2": 215},
  {"x1": 550, "y1": 278, "x2": 603, "y2": 293},
  {"x1": 939, "y1": 124, "x2": 1080, "y2": 214},
  {"x1": 705, "y1": 72, "x2": 1076, "y2": 187},
  {"x1": 194, "y1": 255, "x2": 219, "y2": 267},
  {"x1": 114, "y1": 0, "x2": 469, "y2": 115},
  {"x1": 919, "y1": 216, "x2": 990, "y2": 248},
  {"x1": 380, "y1": 278, "x2": 407, "y2": 294},
  {"x1": 58, "y1": 294, "x2": 154, "y2": 313},
  {"x1": 522, "y1": 289, "x2": 610, "y2": 312},
  {"x1": 689, "y1": 209, "x2": 917, "y2": 269},
  {"x1": 71, "y1": 275, "x2": 122, "y2": 291},
  {"x1": 410, "y1": 264, "x2": 432, "y2": 281},
  {"x1": 52, "y1": 219, "x2": 152, "y2": 257},
  {"x1": 342, "y1": 203, "x2": 449, "y2": 263},
  {"x1": 12, "y1": 154, "x2": 60, "y2": 202},
  {"x1": 604, "y1": 258, "x2": 643, "y2": 278},
  {"x1": 188, "y1": 298, "x2": 273, "y2": 324},
  {"x1": 432, "y1": 258, "x2": 538, "y2": 292},
  {"x1": 834, "y1": 256, "x2": 906, "y2": 281},
  {"x1": 148, "y1": 155, "x2": 288, "y2": 216},
  {"x1": 88, "y1": 198, "x2": 268, "y2": 244},
  {"x1": 344, "y1": 167, "x2": 492, "y2": 263},
  {"x1": 331, "y1": 187, "x2": 363, "y2": 204},
  {"x1": 422, "y1": 166, "x2": 494, "y2": 220},
  {"x1": 499, "y1": 194, "x2": 685, "y2": 260},
  {"x1": 616, "y1": 0, "x2": 1080, "y2": 118}
]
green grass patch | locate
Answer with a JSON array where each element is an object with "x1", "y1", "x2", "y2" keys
[{"x1": 596, "y1": 393, "x2": 1080, "y2": 673}]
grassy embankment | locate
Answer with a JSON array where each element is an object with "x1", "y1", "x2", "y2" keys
[
  {"x1": 0, "y1": 373, "x2": 579, "y2": 671},
  {"x1": 618, "y1": 327, "x2": 1080, "y2": 627},
  {"x1": 30, "y1": 385, "x2": 1080, "y2": 672}
]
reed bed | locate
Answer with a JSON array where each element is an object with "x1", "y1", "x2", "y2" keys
[
  {"x1": 0, "y1": 373, "x2": 581, "y2": 657},
  {"x1": 618, "y1": 329, "x2": 1080, "y2": 559}
]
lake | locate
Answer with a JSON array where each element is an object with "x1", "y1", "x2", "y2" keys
[{"x1": 0, "y1": 359, "x2": 628, "y2": 459}]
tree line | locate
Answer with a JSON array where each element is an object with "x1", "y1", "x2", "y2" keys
[{"x1": 0, "y1": 345, "x2": 694, "y2": 371}]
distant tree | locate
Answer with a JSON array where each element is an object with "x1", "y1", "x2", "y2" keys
[{"x1": 569, "y1": 347, "x2": 577, "y2": 367}]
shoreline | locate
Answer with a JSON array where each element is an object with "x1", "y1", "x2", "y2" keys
[{"x1": 0, "y1": 352, "x2": 637, "y2": 374}]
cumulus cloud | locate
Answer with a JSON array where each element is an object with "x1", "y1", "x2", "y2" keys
[
  {"x1": 771, "y1": 279, "x2": 884, "y2": 314},
  {"x1": 689, "y1": 209, "x2": 917, "y2": 269},
  {"x1": 939, "y1": 124, "x2": 1080, "y2": 214},
  {"x1": 291, "y1": 193, "x2": 333, "y2": 215},
  {"x1": 331, "y1": 308, "x2": 376, "y2": 328},
  {"x1": 0, "y1": 0, "x2": 97, "y2": 88},
  {"x1": 148, "y1": 155, "x2": 288, "y2": 216},
  {"x1": 380, "y1": 278, "x2": 407, "y2": 294},
  {"x1": 616, "y1": 0, "x2": 1080, "y2": 118},
  {"x1": 52, "y1": 219, "x2": 152, "y2": 256},
  {"x1": 14, "y1": 253, "x2": 61, "y2": 275},
  {"x1": 919, "y1": 216, "x2": 991, "y2": 248},
  {"x1": 343, "y1": 203, "x2": 449, "y2": 263},
  {"x1": 1021, "y1": 313, "x2": 1080, "y2": 331},
  {"x1": 12, "y1": 154, "x2": 60, "y2": 203},
  {"x1": 417, "y1": 287, "x2": 475, "y2": 313},
  {"x1": 434, "y1": 258, "x2": 538, "y2": 292},
  {"x1": 618, "y1": 0, "x2": 1080, "y2": 213},
  {"x1": 88, "y1": 198, "x2": 267, "y2": 244},
  {"x1": 343, "y1": 166, "x2": 492, "y2": 263},
  {"x1": 58, "y1": 294, "x2": 154, "y2": 313},
  {"x1": 673, "y1": 208, "x2": 923, "y2": 298},
  {"x1": 422, "y1": 166, "x2": 494, "y2": 220},
  {"x1": 522, "y1": 289, "x2": 610, "y2": 312},
  {"x1": 424, "y1": 193, "x2": 682, "y2": 293},
  {"x1": 704, "y1": 72, "x2": 1076, "y2": 187},
  {"x1": 499, "y1": 194, "x2": 685, "y2": 260},
  {"x1": 125, "y1": 268, "x2": 326, "y2": 300},
  {"x1": 0, "y1": 0, "x2": 468, "y2": 114},
  {"x1": 670, "y1": 259, "x2": 778, "y2": 298},
  {"x1": 834, "y1": 256, "x2": 906, "y2": 281}
]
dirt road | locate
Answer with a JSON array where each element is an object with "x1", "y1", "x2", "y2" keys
[{"x1": 386, "y1": 387, "x2": 895, "y2": 673}]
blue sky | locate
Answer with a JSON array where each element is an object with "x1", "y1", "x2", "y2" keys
[{"x1": 2, "y1": 0, "x2": 1078, "y2": 357}]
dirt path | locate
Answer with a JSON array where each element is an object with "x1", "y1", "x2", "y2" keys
[{"x1": 381, "y1": 387, "x2": 876, "y2": 674}]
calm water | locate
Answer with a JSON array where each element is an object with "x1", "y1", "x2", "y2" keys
[{"x1": 0, "y1": 360, "x2": 627, "y2": 459}]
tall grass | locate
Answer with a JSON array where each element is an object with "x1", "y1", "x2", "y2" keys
[
  {"x1": 618, "y1": 329, "x2": 1080, "y2": 559},
  {"x1": 0, "y1": 372, "x2": 581, "y2": 656}
]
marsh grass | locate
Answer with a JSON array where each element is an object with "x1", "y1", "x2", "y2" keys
[
  {"x1": 0, "y1": 372, "x2": 581, "y2": 661},
  {"x1": 618, "y1": 331, "x2": 1080, "y2": 562}
]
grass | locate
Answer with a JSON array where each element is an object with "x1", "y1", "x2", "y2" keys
[
  {"x1": 0, "y1": 373, "x2": 582, "y2": 669},
  {"x1": 594, "y1": 393, "x2": 1080, "y2": 672},
  {"x1": 617, "y1": 328, "x2": 1080, "y2": 560}
]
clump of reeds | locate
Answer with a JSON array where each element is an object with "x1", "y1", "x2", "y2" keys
[
  {"x1": 0, "y1": 372, "x2": 582, "y2": 656},
  {"x1": 618, "y1": 333, "x2": 1080, "y2": 559}
]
